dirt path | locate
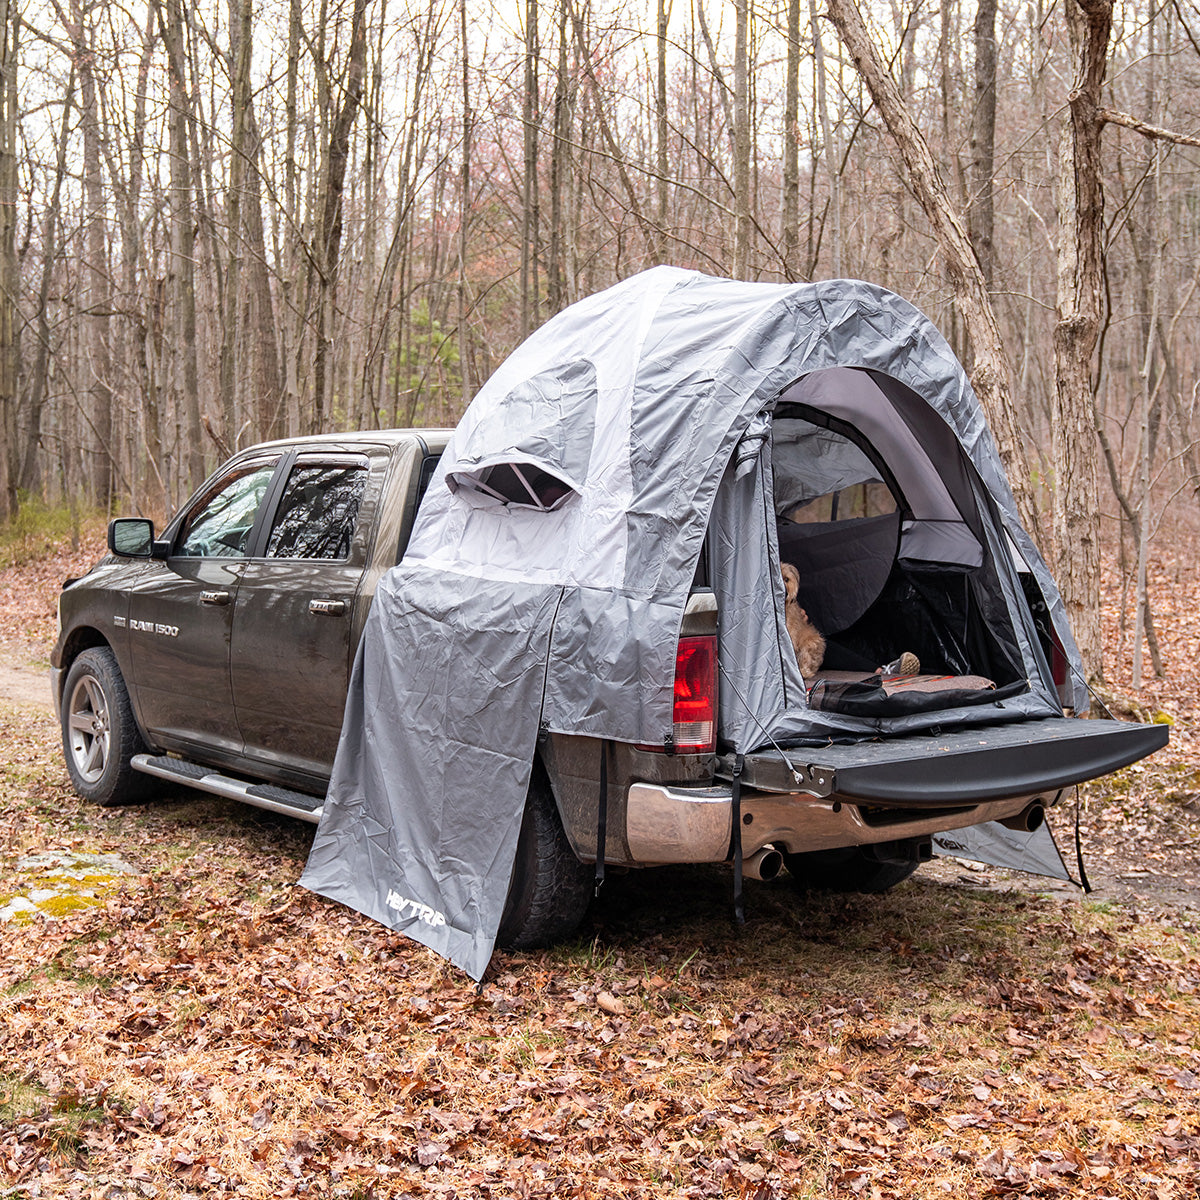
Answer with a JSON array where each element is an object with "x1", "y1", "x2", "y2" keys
[{"x1": 0, "y1": 648, "x2": 53, "y2": 710}]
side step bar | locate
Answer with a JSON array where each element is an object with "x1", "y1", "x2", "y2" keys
[{"x1": 131, "y1": 754, "x2": 325, "y2": 824}]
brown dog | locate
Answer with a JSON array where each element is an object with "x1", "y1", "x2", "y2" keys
[{"x1": 780, "y1": 562, "x2": 825, "y2": 679}]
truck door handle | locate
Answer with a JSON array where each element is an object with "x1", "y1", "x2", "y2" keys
[
  {"x1": 309, "y1": 598, "x2": 347, "y2": 616},
  {"x1": 201, "y1": 590, "x2": 231, "y2": 606}
]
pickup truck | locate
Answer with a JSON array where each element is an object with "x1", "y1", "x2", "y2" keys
[{"x1": 53, "y1": 428, "x2": 1169, "y2": 949}]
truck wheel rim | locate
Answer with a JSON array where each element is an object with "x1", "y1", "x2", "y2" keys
[{"x1": 67, "y1": 674, "x2": 110, "y2": 784}]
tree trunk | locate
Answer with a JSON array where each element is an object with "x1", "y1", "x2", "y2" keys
[
  {"x1": 159, "y1": 0, "x2": 204, "y2": 494},
  {"x1": 969, "y1": 0, "x2": 997, "y2": 287},
  {"x1": 732, "y1": 0, "x2": 750, "y2": 276},
  {"x1": 1052, "y1": 0, "x2": 1111, "y2": 684},
  {"x1": 655, "y1": 0, "x2": 669, "y2": 263},
  {"x1": 71, "y1": 0, "x2": 114, "y2": 507},
  {"x1": 458, "y1": 0, "x2": 471, "y2": 407},
  {"x1": 825, "y1": 0, "x2": 1039, "y2": 542},
  {"x1": 311, "y1": 0, "x2": 368, "y2": 433},
  {"x1": 781, "y1": 0, "x2": 801, "y2": 280},
  {"x1": 22, "y1": 68, "x2": 76, "y2": 501},
  {"x1": 547, "y1": 3, "x2": 569, "y2": 313},
  {"x1": 0, "y1": 0, "x2": 16, "y2": 521},
  {"x1": 520, "y1": 0, "x2": 539, "y2": 336},
  {"x1": 811, "y1": 0, "x2": 840, "y2": 276},
  {"x1": 220, "y1": 0, "x2": 253, "y2": 449}
]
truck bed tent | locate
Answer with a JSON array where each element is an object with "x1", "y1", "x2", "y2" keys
[{"x1": 301, "y1": 267, "x2": 1082, "y2": 979}]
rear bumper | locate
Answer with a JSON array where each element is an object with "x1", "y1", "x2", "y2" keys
[{"x1": 624, "y1": 780, "x2": 1040, "y2": 863}]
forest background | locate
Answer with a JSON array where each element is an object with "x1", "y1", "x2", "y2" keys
[{"x1": 0, "y1": 0, "x2": 1196, "y2": 689}]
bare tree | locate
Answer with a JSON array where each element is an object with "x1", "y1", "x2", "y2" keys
[
  {"x1": 21, "y1": 68, "x2": 75, "y2": 501},
  {"x1": 825, "y1": 0, "x2": 1038, "y2": 539},
  {"x1": 310, "y1": 0, "x2": 368, "y2": 433},
  {"x1": 732, "y1": 0, "x2": 750, "y2": 276},
  {"x1": 0, "y1": 0, "x2": 15, "y2": 521},
  {"x1": 655, "y1": 0, "x2": 669, "y2": 263},
  {"x1": 969, "y1": 0, "x2": 997, "y2": 288},
  {"x1": 781, "y1": 0, "x2": 801, "y2": 280}
]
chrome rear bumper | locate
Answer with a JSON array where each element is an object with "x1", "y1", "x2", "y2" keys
[{"x1": 624, "y1": 781, "x2": 1043, "y2": 865}]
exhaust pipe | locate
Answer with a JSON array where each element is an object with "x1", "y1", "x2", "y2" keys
[
  {"x1": 999, "y1": 802, "x2": 1045, "y2": 833},
  {"x1": 743, "y1": 846, "x2": 784, "y2": 882}
]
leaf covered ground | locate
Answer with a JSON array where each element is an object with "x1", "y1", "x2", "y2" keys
[{"x1": 1, "y1": 527, "x2": 1199, "y2": 1197}]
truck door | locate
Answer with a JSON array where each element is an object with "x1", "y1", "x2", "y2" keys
[
  {"x1": 126, "y1": 455, "x2": 283, "y2": 754},
  {"x1": 230, "y1": 453, "x2": 374, "y2": 784}
]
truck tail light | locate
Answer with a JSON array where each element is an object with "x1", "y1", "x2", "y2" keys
[{"x1": 670, "y1": 636, "x2": 716, "y2": 754}]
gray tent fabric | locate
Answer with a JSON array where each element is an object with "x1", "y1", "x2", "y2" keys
[
  {"x1": 932, "y1": 818, "x2": 1072, "y2": 883},
  {"x1": 302, "y1": 266, "x2": 1086, "y2": 979},
  {"x1": 446, "y1": 359, "x2": 597, "y2": 509},
  {"x1": 298, "y1": 574, "x2": 562, "y2": 979}
]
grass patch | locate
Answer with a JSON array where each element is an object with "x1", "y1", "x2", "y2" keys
[
  {"x1": 0, "y1": 497, "x2": 104, "y2": 569},
  {"x1": 0, "y1": 1072, "x2": 47, "y2": 1122}
]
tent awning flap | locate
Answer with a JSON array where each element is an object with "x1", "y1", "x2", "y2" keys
[{"x1": 446, "y1": 359, "x2": 598, "y2": 509}]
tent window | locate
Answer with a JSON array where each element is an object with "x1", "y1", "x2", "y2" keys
[
  {"x1": 457, "y1": 461, "x2": 575, "y2": 511},
  {"x1": 783, "y1": 480, "x2": 897, "y2": 525},
  {"x1": 774, "y1": 418, "x2": 902, "y2": 637}
]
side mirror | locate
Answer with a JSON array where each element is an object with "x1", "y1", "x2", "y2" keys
[{"x1": 108, "y1": 518, "x2": 156, "y2": 558}]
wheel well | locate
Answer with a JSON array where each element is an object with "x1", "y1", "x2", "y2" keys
[
  {"x1": 61, "y1": 626, "x2": 110, "y2": 673},
  {"x1": 57, "y1": 628, "x2": 113, "y2": 711},
  {"x1": 58, "y1": 629, "x2": 155, "y2": 749}
]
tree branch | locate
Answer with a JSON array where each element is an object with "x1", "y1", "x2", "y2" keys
[{"x1": 1096, "y1": 106, "x2": 1200, "y2": 150}]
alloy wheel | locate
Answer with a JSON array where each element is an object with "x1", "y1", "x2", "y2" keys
[{"x1": 67, "y1": 674, "x2": 110, "y2": 784}]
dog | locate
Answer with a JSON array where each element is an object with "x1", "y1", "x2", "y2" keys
[{"x1": 780, "y1": 562, "x2": 825, "y2": 679}]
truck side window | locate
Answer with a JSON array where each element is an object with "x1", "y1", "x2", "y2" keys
[
  {"x1": 178, "y1": 462, "x2": 277, "y2": 557},
  {"x1": 266, "y1": 463, "x2": 368, "y2": 560}
]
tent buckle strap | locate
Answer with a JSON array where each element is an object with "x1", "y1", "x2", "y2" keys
[
  {"x1": 594, "y1": 740, "x2": 609, "y2": 896},
  {"x1": 730, "y1": 754, "x2": 745, "y2": 927}
]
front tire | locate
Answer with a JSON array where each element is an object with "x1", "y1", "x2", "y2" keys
[
  {"x1": 496, "y1": 768, "x2": 592, "y2": 950},
  {"x1": 61, "y1": 647, "x2": 152, "y2": 806},
  {"x1": 784, "y1": 840, "x2": 925, "y2": 894}
]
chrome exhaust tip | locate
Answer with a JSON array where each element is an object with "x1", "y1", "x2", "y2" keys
[
  {"x1": 998, "y1": 802, "x2": 1045, "y2": 833},
  {"x1": 743, "y1": 846, "x2": 784, "y2": 882}
]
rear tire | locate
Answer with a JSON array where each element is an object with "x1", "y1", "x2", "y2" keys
[
  {"x1": 496, "y1": 768, "x2": 592, "y2": 950},
  {"x1": 61, "y1": 647, "x2": 152, "y2": 807},
  {"x1": 784, "y1": 842, "x2": 924, "y2": 894}
]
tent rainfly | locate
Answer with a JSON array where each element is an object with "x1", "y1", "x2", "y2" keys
[{"x1": 300, "y1": 267, "x2": 1083, "y2": 979}]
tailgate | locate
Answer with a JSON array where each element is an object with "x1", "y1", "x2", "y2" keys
[{"x1": 721, "y1": 717, "x2": 1168, "y2": 805}]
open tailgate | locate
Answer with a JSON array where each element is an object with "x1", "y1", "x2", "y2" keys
[{"x1": 720, "y1": 717, "x2": 1168, "y2": 805}]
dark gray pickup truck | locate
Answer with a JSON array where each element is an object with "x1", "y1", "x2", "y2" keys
[{"x1": 53, "y1": 428, "x2": 1168, "y2": 948}]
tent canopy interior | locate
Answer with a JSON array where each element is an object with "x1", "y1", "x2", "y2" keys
[{"x1": 767, "y1": 366, "x2": 1027, "y2": 696}]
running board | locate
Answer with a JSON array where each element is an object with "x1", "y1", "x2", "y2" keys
[{"x1": 131, "y1": 754, "x2": 325, "y2": 823}]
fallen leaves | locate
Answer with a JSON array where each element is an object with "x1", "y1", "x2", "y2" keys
[{"x1": 1, "y1": 524, "x2": 1199, "y2": 1197}]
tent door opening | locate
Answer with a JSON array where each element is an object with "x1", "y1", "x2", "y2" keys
[{"x1": 770, "y1": 368, "x2": 1027, "y2": 716}]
